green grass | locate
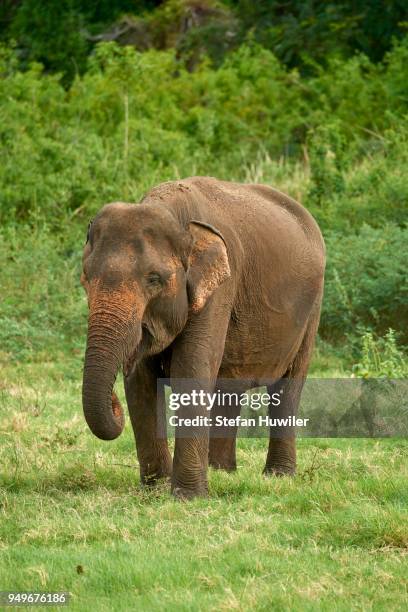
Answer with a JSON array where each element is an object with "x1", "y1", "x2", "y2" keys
[{"x1": 1, "y1": 358, "x2": 407, "y2": 611}]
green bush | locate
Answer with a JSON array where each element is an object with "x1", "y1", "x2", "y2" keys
[
  {"x1": 1, "y1": 38, "x2": 408, "y2": 228},
  {"x1": 0, "y1": 225, "x2": 85, "y2": 360},
  {"x1": 352, "y1": 329, "x2": 408, "y2": 378},
  {"x1": 306, "y1": 118, "x2": 408, "y2": 231},
  {"x1": 1, "y1": 37, "x2": 408, "y2": 361},
  {"x1": 321, "y1": 224, "x2": 408, "y2": 344}
]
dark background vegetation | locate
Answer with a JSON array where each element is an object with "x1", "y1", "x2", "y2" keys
[{"x1": 0, "y1": 0, "x2": 407, "y2": 371}]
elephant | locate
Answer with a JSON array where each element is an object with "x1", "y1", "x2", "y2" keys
[{"x1": 81, "y1": 176, "x2": 325, "y2": 498}]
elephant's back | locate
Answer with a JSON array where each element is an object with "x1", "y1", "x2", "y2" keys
[
  {"x1": 144, "y1": 175, "x2": 325, "y2": 280},
  {"x1": 181, "y1": 176, "x2": 325, "y2": 264}
]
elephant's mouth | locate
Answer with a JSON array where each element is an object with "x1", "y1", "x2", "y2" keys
[{"x1": 123, "y1": 322, "x2": 155, "y2": 378}]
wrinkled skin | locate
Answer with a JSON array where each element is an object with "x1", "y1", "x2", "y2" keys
[{"x1": 81, "y1": 177, "x2": 325, "y2": 498}]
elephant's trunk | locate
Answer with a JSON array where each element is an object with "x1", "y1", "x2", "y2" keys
[
  {"x1": 82, "y1": 292, "x2": 142, "y2": 441},
  {"x1": 82, "y1": 346, "x2": 125, "y2": 441}
]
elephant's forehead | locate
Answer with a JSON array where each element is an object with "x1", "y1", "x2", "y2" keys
[
  {"x1": 96, "y1": 202, "x2": 139, "y2": 229},
  {"x1": 95, "y1": 202, "x2": 170, "y2": 237}
]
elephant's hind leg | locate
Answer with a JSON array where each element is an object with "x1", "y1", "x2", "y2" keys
[
  {"x1": 264, "y1": 304, "x2": 321, "y2": 477},
  {"x1": 209, "y1": 437, "x2": 238, "y2": 471},
  {"x1": 209, "y1": 380, "x2": 241, "y2": 471}
]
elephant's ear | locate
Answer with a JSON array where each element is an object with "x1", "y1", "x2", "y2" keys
[{"x1": 187, "y1": 220, "x2": 231, "y2": 313}]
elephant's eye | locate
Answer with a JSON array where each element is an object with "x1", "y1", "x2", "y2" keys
[
  {"x1": 146, "y1": 272, "x2": 163, "y2": 288},
  {"x1": 86, "y1": 220, "x2": 93, "y2": 245}
]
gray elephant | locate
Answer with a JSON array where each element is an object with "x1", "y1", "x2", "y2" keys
[{"x1": 81, "y1": 177, "x2": 325, "y2": 498}]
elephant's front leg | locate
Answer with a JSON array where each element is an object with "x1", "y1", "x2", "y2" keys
[
  {"x1": 170, "y1": 309, "x2": 230, "y2": 499},
  {"x1": 124, "y1": 357, "x2": 172, "y2": 485},
  {"x1": 170, "y1": 378, "x2": 216, "y2": 499},
  {"x1": 172, "y1": 431, "x2": 211, "y2": 499}
]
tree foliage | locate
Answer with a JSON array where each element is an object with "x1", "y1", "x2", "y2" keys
[{"x1": 0, "y1": 1, "x2": 407, "y2": 82}]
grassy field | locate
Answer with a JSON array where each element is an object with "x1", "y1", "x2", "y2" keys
[{"x1": 1, "y1": 357, "x2": 407, "y2": 611}]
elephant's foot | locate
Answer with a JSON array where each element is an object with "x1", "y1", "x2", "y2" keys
[
  {"x1": 171, "y1": 470, "x2": 209, "y2": 499},
  {"x1": 263, "y1": 438, "x2": 296, "y2": 477},
  {"x1": 141, "y1": 470, "x2": 172, "y2": 486},
  {"x1": 171, "y1": 437, "x2": 209, "y2": 499},
  {"x1": 209, "y1": 437, "x2": 237, "y2": 472},
  {"x1": 140, "y1": 452, "x2": 173, "y2": 486},
  {"x1": 263, "y1": 465, "x2": 296, "y2": 477},
  {"x1": 171, "y1": 481, "x2": 209, "y2": 500},
  {"x1": 209, "y1": 460, "x2": 237, "y2": 472}
]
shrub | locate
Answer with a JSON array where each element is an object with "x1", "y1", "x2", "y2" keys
[
  {"x1": 306, "y1": 117, "x2": 408, "y2": 231},
  {"x1": 352, "y1": 329, "x2": 408, "y2": 378},
  {"x1": 321, "y1": 224, "x2": 408, "y2": 344},
  {"x1": 0, "y1": 225, "x2": 85, "y2": 360},
  {"x1": 1, "y1": 38, "x2": 408, "y2": 360},
  {"x1": 1, "y1": 38, "x2": 408, "y2": 227}
]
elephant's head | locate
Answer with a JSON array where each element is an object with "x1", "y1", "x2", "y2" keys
[{"x1": 81, "y1": 202, "x2": 230, "y2": 441}]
